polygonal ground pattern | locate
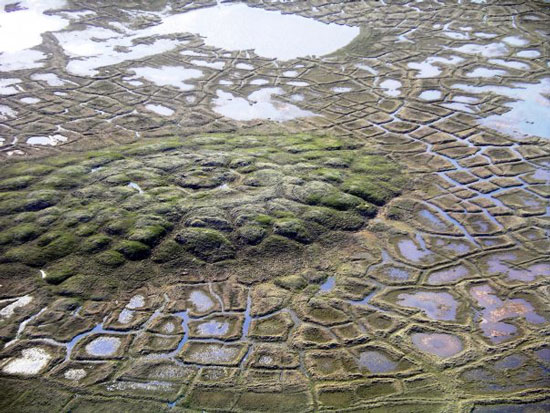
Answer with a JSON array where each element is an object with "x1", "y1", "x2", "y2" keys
[{"x1": 0, "y1": 0, "x2": 549, "y2": 412}]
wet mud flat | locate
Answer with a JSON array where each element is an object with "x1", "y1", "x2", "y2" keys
[{"x1": 1, "y1": 0, "x2": 550, "y2": 412}]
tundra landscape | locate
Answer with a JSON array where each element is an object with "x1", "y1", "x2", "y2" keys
[{"x1": 0, "y1": 0, "x2": 549, "y2": 412}]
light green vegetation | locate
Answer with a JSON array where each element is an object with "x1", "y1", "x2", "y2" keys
[{"x1": 0, "y1": 134, "x2": 405, "y2": 297}]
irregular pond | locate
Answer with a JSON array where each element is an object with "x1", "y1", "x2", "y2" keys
[
  {"x1": 53, "y1": 3, "x2": 359, "y2": 76},
  {"x1": 147, "y1": 3, "x2": 360, "y2": 61},
  {"x1": 319, "y1": 276, "x2": 335, "y2": 292},
  {"x1": 2, "y1": 347, "x2": 52, "y2": 375},
  {"x1": 470, "y1": 284, "x2": 546, "y2": 343},
  {"x1": 396, "y1": 291, "x2": 458, "y2": 321},
  {"x1": 453, "y1": 78, "x2": 550, "y2": 139},
  {"x1": 213, "y1": 88, "x2": 315, "y2": 121},
  {"x1": 0, "y1": 295, "x2": 33, "y2": 319}
]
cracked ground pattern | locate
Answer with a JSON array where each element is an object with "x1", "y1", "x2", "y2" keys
[{"x1": 0, "y1": 0, "x2": 549, "y2": 412}]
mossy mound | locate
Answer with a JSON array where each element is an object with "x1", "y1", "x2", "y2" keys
[{"x1": 0, "y1": 133, "x2": 406, "y2": 293}]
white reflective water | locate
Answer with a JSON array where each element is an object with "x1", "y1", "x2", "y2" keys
[
  {"x1": 129, "y1": 66, "x2": 203, "y2": 91},
  {"x1": 26, "y1": 134, "x2": 68, "y2": 146},
  {"x1": 213, "y1": 88, "x2": 315, "y2": 121},
  {"x1": 466, "y1": 68, "x2": 507, "y2": 78},
  {"x1": 488, "y1": 59, "x2": 530, "y2": 71},
  {"x1": 0, "y1": 0, "x2": 68, "y2": 71},
  {"x1": 516, "y1": 50, "x2": 541, "y2": 58},
  {"x1": 453, "y1": 42, "x2": 508, "y2": 58},
  {"x1": 0, "y1": 295, "x2": 33, "y2": 318},
  {"x1": 0, "y1": 78, "x2": 21, "y2": 95},
  {"x1": 30, "y1": 72, "x2": 67, "y2": 86},
  {"x1": 2, "y1": 347, "x2": 51, "y2": 375},
  {"x1": 145, "y1": 104, "x2": 175, "y2": 117},
  {"x1": 147, "y1": 3, "x2": 359, "y2": 61},
  {"x1": 408, "y1": 56, "x2": 463, "y2": 78},
  {"x1": 53, "y1": 3, "x2": 359, "y2": 76},
  {"x1": 0, "y1": 104, "x2": 16, "y2": 119},
  {"x1": 453, "y1": 78, "x2": 550, "y2": 139},
  {"x1": 379, "y1": 79, "x2": 401, "y2": 97},
  {"x1": 419, "y1": 90, "x2": 442, "y2": 101}
]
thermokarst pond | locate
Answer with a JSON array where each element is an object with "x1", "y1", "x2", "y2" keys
[{"x1": 0, "y1": 0, "x2": 549, "y2": 412}]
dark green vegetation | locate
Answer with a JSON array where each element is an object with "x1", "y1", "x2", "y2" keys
[{"x1": 0, "y1": 134, "x2": 405, "y2": 298}]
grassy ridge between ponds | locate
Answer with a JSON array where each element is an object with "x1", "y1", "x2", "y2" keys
[{"x1": 0, "y1": 134, "x2": 406, "y2": 298}]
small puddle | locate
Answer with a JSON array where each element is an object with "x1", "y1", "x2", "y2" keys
[
  {"x1": 20, "y1": 97, "x2": 40, "y2": 104},
  {"x1": 186, "y1": 343, "x2": 241, "y2": 364},
  {"x1": 30, "y1": 72, "x2": 67, "y2": 86},
  {"x1": 494, "y1": 355, "x2": 525, "y2": 370},
  {"x1": 397, "y1": 239, "x2": 432, "y2": 263},
  {"x1": 452, "y1": 42, "x2": 508, "y2": 58},
  {"x1": 64, "y1": 368, "x2": 87, "y2": 381},
  {"x1": 466, "y1": 68, "x2": 507, "y2": 78},
  {"x1": 488, "y1": 59, "x2": 529, "y2": 71},
  {"x1": 0, "y1": 104, "x2": 16, "y2": 119},
  {"x1": 26, "y1": 134, "x2": 67, "y2": 146},
  {"x1": 535, "y1": 348, "x2": 550, "y2": 362},
  {"x1": 0, "y1": 78, "x2": 21, "y2": 95},
  {"x1": 129, "y1": 66, "x2": 203, "y2": 91},
  {"x1": 319, "y1": 276, "x2": 335, "y2": 292},
  {"x1": 379, "y1": 79, "x2": 401, "y2": 97},
  {"x1": 188, "y1": 290, "x2": 215, "y2": 313},
  {"x1": 419, "y1": 90, "x2": 442, "y2": 101},
  {"x1": 118, "y1": 309, "x2": 134, "y2": 324},
  {"x1": 127, "y1": 295, "x2": 145, "y2": 309},
  {"x1": 427, "y1": 265, "x2": 470, "y2": 285},
  {"x1": 407, "y1": 56, "x2": 463, "y2": 78},
  {"x1": 418, "y1": 209, "x2": 447, "y2": 230},
  {"x1": 85, "y1": 336, "x2": 121, "y2": 357},
  {"x1": 486, "y1": 253, "x2": 549, "y2": 282},
  {"x1": 358, "y1": 351, "x2": 397, "y2": 373},
  {"x1": 128, "y1": 182, "x2": 144, "y2": 194},
  {"x1": 411, "y1": 333, "x2": 463, "y2": 358},
  {"x1": 197, "y1": 320, "x2": 229, "y2": 336},
  {"x1": 502, "y1": 36, "x2": 529, "y2": 47},
  {"x1": 145, "y1": 104, "x2": 174, "y2": 116},
  {"x1": 516, "y1": 50, "x2": 540, "y2": 58}
]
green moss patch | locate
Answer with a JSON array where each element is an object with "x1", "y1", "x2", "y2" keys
[{"x1": 0, "y1": 133, "x2": 406, "y2": 294}]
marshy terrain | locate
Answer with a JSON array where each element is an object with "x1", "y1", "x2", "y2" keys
[{"x1": 0, "y1": 0, "x2": 549, "y2": 412}]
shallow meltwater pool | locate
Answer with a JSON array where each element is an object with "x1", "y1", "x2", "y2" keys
[
  {"x1": 146, "y1": 3, "x2": 360, "y2": 61},
  {"x1": 411, "y1": 333, "x2": 463, "y2": 358},
  {"x1": 85, "y1": 336, "x2": 121, "y2": 357},
  {"x1": 212, "y1": 88, "x2": 316, "y2": 121},
  {"x1": 1, "y1": 0, "x2": 550, "y2": 410},
  {"x1": 51, "y1": 2, "x2": 360, "y2": 76},
  {"x1": 453, "y1": 78, "x2": 550, "y2": 139}
]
